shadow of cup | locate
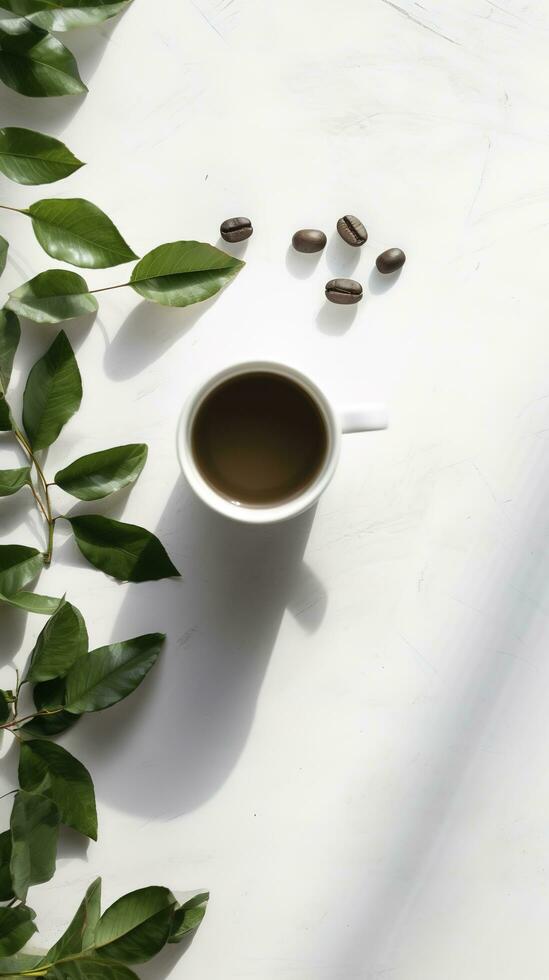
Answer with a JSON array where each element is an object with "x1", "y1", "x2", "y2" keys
[{"x1": 68, "y1": 476, "x2": 327, "y2": 819}]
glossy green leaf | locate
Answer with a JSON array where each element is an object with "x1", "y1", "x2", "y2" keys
[
  {"x1": 0, "y1": 126, "x2": 84, "y2": 185},
  {"x1": 25, "y1": 675, "x2": 78, "y2": 736},
  {"x1": 0, "y1": 236, "x2": 7, "y2": 278},
  {"x1": 0, "y1": 17, "x2": 87, "y2": 98},
  {"x1": 23, "y1": 330, "x2": 82, "y2": 450},
  {"x1": 0, "y1": 545, "x2": 43, "y2": 596},
  {"x1": 0, "y1": 308, "x2": 20, "y2": 393},
  {"x1": 0, "y1": 831, "x2": 14, "y2": 901},
  {"x1": 47, "y1": 960, "x2": 139, "y2": 979},
  {"x1": 95, "y1": 886, "x2": 175, "y2": 963},
  {"x1": 26, "y1": 599, "x2": 88, "y2": 682},
  {"x1": 9, "y1": 790, "x2": 59, "y2": 900},
  {"x1": 81, "y1": 878, "x2": 102, "y2": 950},
  {"x1": 0, "y1": 466, "x2": 30, "y2": 497},
  {"x1": 55, "y1": 444, "x2": 147, "y2": 500},
  {"x1": 19, "y1": 740, "x2": 97, "y2": 840},
  {"x1": 130, "y1": 240, "x2": 244, "y2": 307},
  {"x1": 0, "y1": 689, "x2": 10, "y2": 723},
  {"x1": 0, "y1": 590, "x2": 61, "y2": 615},
  {"x1": 27, "y1": 198, "x2": 137, "y2": 269},
  {"x1": 169, "y1": 892, "x2": 209, "y2": 942},
  {"x1": 0, "y1": 906, "x2": 36, "y2": 956},
  {"x1": 2, "y1": 0, "x2": 132, "y2": 31},
  {"x1": 7, "y1": 270, "x2": 98, "y2": 324},
  {"x1": 40, "y1": 877, "x2": 101, "y2": 965},
  {"x1": 68, "y1": 515, "x2": 180, "y2": 582},
  {"x1": 65, "y1": 633, "x2": 164, "y2": 714}
]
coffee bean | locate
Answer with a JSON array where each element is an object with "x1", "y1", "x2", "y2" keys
[
  {"x1": 336, "y1": 214, "x2": 368, "y2": 247},
  {"x1": 292, "y1": 229, "x2": 327, "y2": 253},
  {"x1": 325, "y1": 278, "x2": 363, "y2": 304},
  {"x1": 220, "y1": 217, "x2": 253, "y2": 243},
  {"x1": 376, "y1": 247, "x2": 406, "y2": 274}
]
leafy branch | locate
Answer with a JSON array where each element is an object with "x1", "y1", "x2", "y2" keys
[
  {"x1": 0, "y1": 880, "x2": 208, "y2": 977},
  {"x1": 0, "y1": 9, "x2": 235, "y2": 968},
  {"x1": 0, "y1": 321, "x2": 179, "y2": 601},
  {"x1": 0, "y1": 3, "x2": 136, "y2": 100},
  {"x1": 0, "y1": 128, "x2": 244, "y2": 317},
  {"x1": 0, "y1": 601, "x2": 208, "y2": 974}
]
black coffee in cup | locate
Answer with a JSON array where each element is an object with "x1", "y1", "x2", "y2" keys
[{"x1": 191, "y1": 371, "x2": 328, "y2": 506}]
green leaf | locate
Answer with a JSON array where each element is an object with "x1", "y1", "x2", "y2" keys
[
  {"x1": 0, "y1": 235, "x2": 7, "y2": 278},
  {"x1": 169, "y1": 892, "x2": 209, "y2": 942},
  {"x1": 0, "y1": 830, "x2": 14, "y2": 901},
  {"x1": 0, "y1": 467, "x2": 30, "y2": 497},
  {"x1": 0, "y1": 126, "x2": 84, "y2": 185},
  {"x1": 0, "y1": 308, "x2": 20, "y2": 393},
  {"x1": 42, "y1": 877, "x2": 101, "y2": 964},
  {"x1": 0, "y1": 590, "x2": 61, "y2": 615},
  {"x1": 0, "y1": 545, "x2": 43, "y2": 596},
  {"x1": 19, "y1": 740, "x2": 97, "y2": 840},
  {"x1": 0, "y1": 906, "x2": 36, "y2": 957},
  {"x1": 64, "y1": 633, "x2": 164, "y2": 714},
  {"x1": 95, "y1": 886, "x2": 175, "y2": 963},
  {"x1": 23, "y1": 330, "x2": 82, "y2": 450},
  {"x1": 47, "y1": 960, "x2": 139, "y2": 979},
  {"x1": 7, "y1": 270, "x2": 98, "y2": 324},
  {"x1": 55, "y1": 444, "x2": 148, "y2": 500},
  {"x1": 24, "y1": 675, "x2": 78, "y2": 736},
  {"x1": 2, "y1": 0, "x2": 132, "y2": 31},
  {"x1": 0, "y1": 689, "x2": 10, "y2": 723},
  {"x1": 130, "y1": 240, "x2": 244, "y2": 308},
  {"x1": 0, "y1": 17, "x2": 87, "y2": 98},
  {"x1": 0, "y1": 393, "x2": 12, "y2": 431},
  {"x1": 81, "y1": 879, "x2": 102, "y2": 950},
  {"x1": 26, "y1": 599, "x2": 88, "y2": 682},
  {"x1": 9, "y1": 790, "x2": 59, "y2": 900},
  {"x1": 68, "y1": 515, "x2": 180, "y2": 582},
  {"x1": 27, "y1": 199, "x2": 138, "y2": 269}
]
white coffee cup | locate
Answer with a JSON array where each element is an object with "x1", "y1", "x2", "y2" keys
[{"x1": 177, "y1": 361, "x2": 388, "y2": 525}]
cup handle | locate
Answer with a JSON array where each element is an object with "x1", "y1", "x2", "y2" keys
[{"x1": 339, "y1": 403, "x2": 388, "y2": 434}]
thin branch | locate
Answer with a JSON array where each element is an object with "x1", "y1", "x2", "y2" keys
[
  {"x1": 90, "y1": 281, "x2": 130, "y2": 294},
  {"x1": 29, "y1": 482, "x2": 48, "y2": 522}
]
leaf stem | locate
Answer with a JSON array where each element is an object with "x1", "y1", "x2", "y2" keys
[
  {"x1": 29, "y1": 482, "x2": 48, "y2": 522},
  {"x1": 90, "y1": 281, "x2": 131, "y2": 294},
  {"x1": 13, "y1": 427, "x2": 55, "y2": 564},
  {"x1": 0, "y1": 707, "x2": 63, "y2": 731},
  {"x1": 0, "y1": 204, "x2": 24, "y2": 215},
  {"x1": 13, "y1": 666, "x2": 20, "y2": 718}
]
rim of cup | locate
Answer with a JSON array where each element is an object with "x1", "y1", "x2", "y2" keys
[{"x1": 176, "y1": 360, "x2": 342, "y2": 524}]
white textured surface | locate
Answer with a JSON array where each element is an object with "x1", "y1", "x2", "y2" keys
[{"x1": 1, "y1": 0, "x2": 549, "y2": 976}]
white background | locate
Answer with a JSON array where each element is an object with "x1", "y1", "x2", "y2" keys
[{"x1": 1, "y1": 0, "x2": 549, "y2": 977}]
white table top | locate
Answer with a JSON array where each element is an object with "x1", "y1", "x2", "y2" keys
[{"x1": 1, "y1": 1, "x2": 549, "y2": 977}]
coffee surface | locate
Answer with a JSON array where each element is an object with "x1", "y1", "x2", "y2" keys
[{"x1": 192, "y1": 372, "x2": 328, "y2": 506}]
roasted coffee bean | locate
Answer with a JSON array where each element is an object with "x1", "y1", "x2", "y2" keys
[
  {"x1": 292, "y1": 229, "x2": 327, "y2": 253},
  {"x1": 336, "y1": 214, "x2": 368, "y2": 247},
  {"x1": 325, "y1": 278, "x2": 363, "y2": 304},
  {"x1": 376, "y1": 247, "x2": 406, "y2": 274},
  {"x1": 220, "y1": 217, "x2": 253, "y2": 243}
]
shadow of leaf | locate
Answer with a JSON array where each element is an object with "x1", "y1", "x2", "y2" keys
[{"x1": 103, "y1": 296, "x2": 220, "y2": 382}]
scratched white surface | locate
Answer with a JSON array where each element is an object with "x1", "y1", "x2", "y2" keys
[{"x1": 1, "y1": 0, "x2": 549, "y2": 976}]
